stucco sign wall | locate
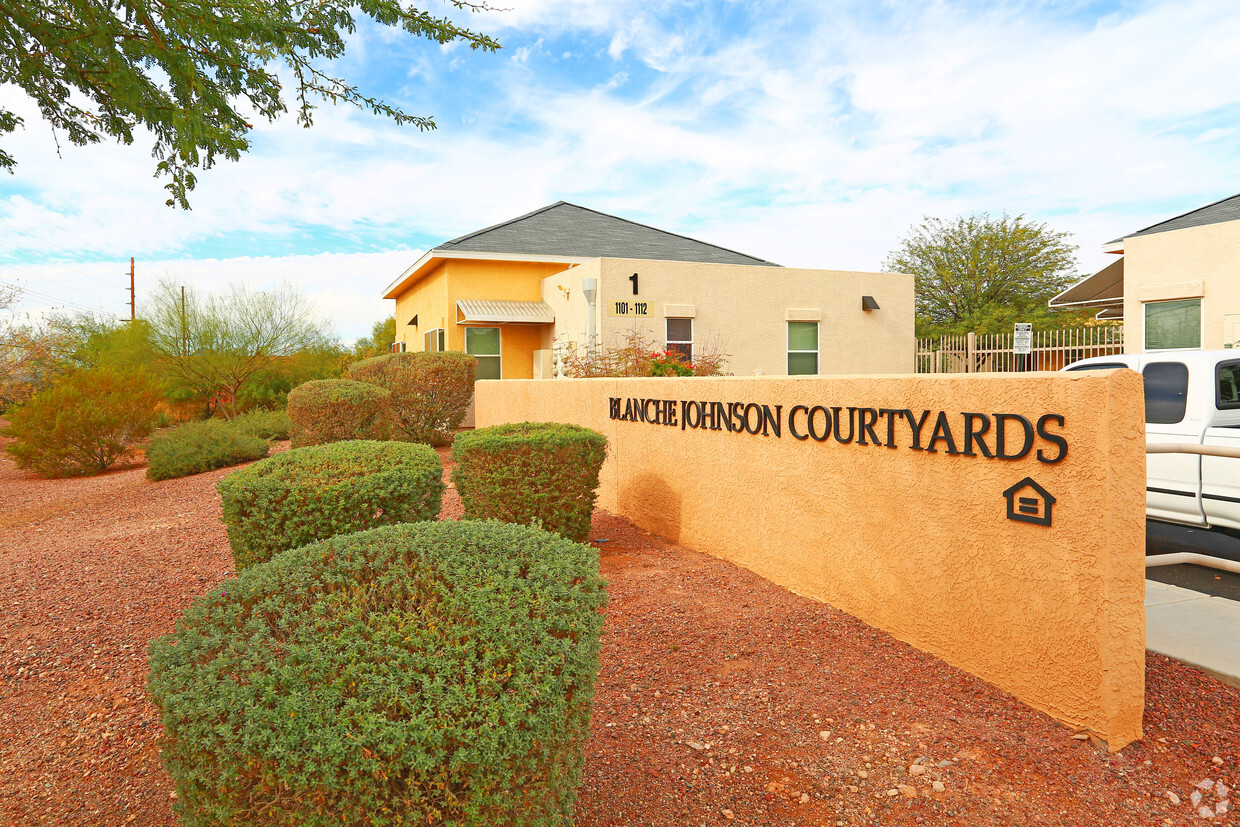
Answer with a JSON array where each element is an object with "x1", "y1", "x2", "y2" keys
[{"x1": 475, "y1": 371, "x2": 1146, "y2": 749}]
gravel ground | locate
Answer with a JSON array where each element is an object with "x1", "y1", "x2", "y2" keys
[{"x1": 1, "y1": 429, "x2": 1238, "y2": 825}]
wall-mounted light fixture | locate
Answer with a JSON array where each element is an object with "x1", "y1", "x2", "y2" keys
[
  {"x1": 582, "y1": 278, "x2": 598, "y2": 356},
  {"x1": 861, "y1": 296, "x2": 880, "y2": 311}
]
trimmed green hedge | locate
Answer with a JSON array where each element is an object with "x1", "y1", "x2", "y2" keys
[
  {"x1": 452, "y1": 422, "x2": 607, "y2": 543},
  {"x1": 146, "y1": 419, "x2": 271, "y2": 481},
  {"x1": 147, "y1": 520, "x2": 606, "y2": 827},
  {"x1": 345, "y1": 351, "x2": 475, "y2": 446},
  {"x1": 217, "y1": 440, "x2": 443, "y2": 570},
  {"x1": 287, "y1": 379, "x2": 390, "y2": 447}
]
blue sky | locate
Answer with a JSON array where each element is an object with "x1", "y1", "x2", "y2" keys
[{"x1": 2, "y1": 0, "x2": 1238, "y2": 340}]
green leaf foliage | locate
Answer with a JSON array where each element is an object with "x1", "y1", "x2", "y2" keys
[
  {"x1": 351, "y1": 316, "x2": 397, "y2": 361},
  {"x1": 2, "y1": 368, "x2": 162, "y2": 477},
  {"x1": 143, "y1": 280, "x2": 336, "y2": 418},
  {"x1": 218, "y1": 440, "x2": 443, "y2": 570},
  {"x1": 230, "y1": 408, "x2": 293, "y2": 441},
  {"x1": 0, "y1": 1, "x2": 500, "y2": 207},
  {"x1": 883, "y1": 213, "x2": 1081, "y2": 335},
  {"x1": 145, "y1": 419, "x2": 271, "y2": 482},
  {"x1": 147, "y1": 520, "x2": 606, "y2": 827},
  {"x1": 452, "y1": 422, "x2": 607, "y2": 543},
  {"x1": 346, "y1": 351, "x2": 476, "y2": 446},
  {"x1": 287, "y1": 379, "x2": 391, "y2": 447}
]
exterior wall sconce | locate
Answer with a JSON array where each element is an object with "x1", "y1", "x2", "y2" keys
[
  {"x1": 862, "y1": 296, "x2": 880, "y2": 311},
  {"x1": 582, "y1": 278, "x2": 598, "y2": 356}
]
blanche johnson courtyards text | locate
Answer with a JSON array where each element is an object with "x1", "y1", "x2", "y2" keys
[{"x1": 608, "y1": 397, "x2": 1067, "y2": 463}]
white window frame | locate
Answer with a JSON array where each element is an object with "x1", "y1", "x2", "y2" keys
[
  {"x1": 423, "y1": 328, "x2": 445, "y2": 352},
  {"x1": 1144, "y1": 298, "x2": 1202, "y2": 352},
  {"x1": 465, "y1": 326, "x2": 502, "y2": 380},
  {"x1": 786, "y1": 321, "x2": 819, "y2": 375},
  {"x1": 666, "y1": 317, "x2": 693, "y2": 363}
]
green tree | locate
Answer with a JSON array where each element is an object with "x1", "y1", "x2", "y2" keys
[
  {"x1": 351, "y1": 316, "x2": 397, "y2": 361},
  {"x1": 53, "y1": 313, "x2": 160, "y2": 374},
  {"x1": 237, "y1": 343, "x2": 350, "y2": 411},
  {"x1": 145, "y1": 280, "x2": 335, "y2": 417},
  {"x1": 0, "y1": 1, "x2": 500, "y2": 208},
  {"x1": 884, "y1": 214, "x2": 1089, "y2": 337},
  {"x1": 0, "y1": 287, "x2": 77, "y2": 412}
]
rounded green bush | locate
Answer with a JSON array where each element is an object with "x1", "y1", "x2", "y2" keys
[
  {"x1": 147, "y1": 520, "x2": 606, "y2": 827},
  {"x1": 345, "y1": 351, "x2": 475, "y2": 446},
  {"x1": 217, "y1": 440, "x2": 443, "y2": 570},
  {"x1": 146, "y1": 419, "x2": 270, "y2": 481},
  {"x1": 451, "y1": 422, "x2": 607, "y2": 542},
  {"x1": 287, "y1": 379, "x2": 390, "y2": 447}
]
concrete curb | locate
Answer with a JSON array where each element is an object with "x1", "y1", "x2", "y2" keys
[{"x1": 1146, "y1": 580, "x2": 1240, "y2": 687}]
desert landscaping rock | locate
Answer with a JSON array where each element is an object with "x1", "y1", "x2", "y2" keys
[{"x1": 1, "y1": 427, "x2": 1239, "y2": 825}]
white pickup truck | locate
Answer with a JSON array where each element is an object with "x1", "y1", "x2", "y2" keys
[{"x1": 1066, "y1": 351, "x2": 1240, "y2": 536}]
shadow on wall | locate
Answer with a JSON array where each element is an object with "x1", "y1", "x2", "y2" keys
[{"x1": 619, "y1": 473, "x2": 682, "y2": 545}]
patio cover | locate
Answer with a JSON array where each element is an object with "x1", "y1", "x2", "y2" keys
[
  {"x1": 1050, "y1": 257, "x2": 1124, "y2": 311},
  {"x1": 455, "y1": 299, "x2": 555, "y2": 325}
]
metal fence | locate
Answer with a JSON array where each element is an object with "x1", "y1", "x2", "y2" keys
[{"x1": 916, "y1": 326, "x2": 1124, "y2": 373}]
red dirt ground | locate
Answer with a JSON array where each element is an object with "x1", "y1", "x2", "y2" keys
[{"x1": 0, "y1": 433, "x2": 1237, "y2": 825}]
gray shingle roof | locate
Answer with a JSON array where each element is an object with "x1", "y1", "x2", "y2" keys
[
  {"x1": 1111, "y1": 192, "x2": 1240, "y2": 243},
  {"x1": 434, "y1": 202, "x2": 778, "y2": 266}
]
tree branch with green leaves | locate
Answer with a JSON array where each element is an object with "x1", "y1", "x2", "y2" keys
[{"x1": 0, "y1": 0, "x2": 500, "y2": 207}]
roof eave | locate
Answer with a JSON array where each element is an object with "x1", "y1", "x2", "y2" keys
[{"x1": 381, "y1": 250, "x2": 594, "y2": 299}]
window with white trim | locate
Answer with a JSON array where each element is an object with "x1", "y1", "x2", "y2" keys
[
  {"x1": 423, "y1": 328, "x2": 445, "y2": 352},
  {"x1": 787, "y1": 321, "x2": 819, "y2": 375},
  {"x1": 666, "y1": 317, "x2": 693, "y2": 363},
  {"x1": 1145, "y1": 299, "x2": 1201, "y2": 351},
  {"x1": 465, "y1": 327, "x2": 502, "y2": 380}
]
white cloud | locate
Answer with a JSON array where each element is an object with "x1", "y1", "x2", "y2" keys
[{"x1": 4, "y1": 0, "x2": 1240, "y2": 310}]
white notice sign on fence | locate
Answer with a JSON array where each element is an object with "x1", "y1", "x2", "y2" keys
[{"x1": 1013, "y1": 323, "x2": 1033, "y2": 355}]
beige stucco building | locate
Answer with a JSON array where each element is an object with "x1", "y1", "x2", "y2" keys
[
  {"x1": 1051, "y1": 193, "x2": 1240, "y2": 352},
  {"x1": 382, "y1": 202, "x2": 913, "y2": 379}
]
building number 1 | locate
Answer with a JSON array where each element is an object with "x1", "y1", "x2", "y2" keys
[{"x1": 629, "y1": 273, "x2": 639, "y2": 295}]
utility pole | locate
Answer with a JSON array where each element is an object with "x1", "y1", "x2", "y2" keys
[{"x1": 128, "y1": 257, "x2": 135, "y2": 321}]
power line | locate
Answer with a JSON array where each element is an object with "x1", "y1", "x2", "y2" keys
[
  {"x1": 0, "y1": 243, "x2": 125, "y2": 305},
  {"x1": 0, "y1": 279, "x2": 105, "y2": 315}
]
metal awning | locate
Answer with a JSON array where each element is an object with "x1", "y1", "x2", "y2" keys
[
  {"x1": 455, "y1": 299, "x2": 555, "y2": 325},
  {"x1": 1096, "y1": 306, "x2": 1124, "y2": 320},
  {"x1": 1049, "y1": 257, "x2": 1124, "y2": 309}
]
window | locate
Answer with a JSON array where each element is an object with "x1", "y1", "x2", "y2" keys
[
  {"x1": 465, "y1": 327, "x2": 501, "y2": 380},
  {"x1": 1218, "y1": 360, "x2": 1240, "y2": 410},
  {"x1": 666, "y1": 318, "x2": 693, "y2": 363},
  {"x1": 787, "y1": 321, "x2": 819, "y2": 375},
  {"x1": 1143, "y1": 362, "x2": 1189, "y2": 424},
  {"x1": 423, "y1": 328, "x2": 445, "y2": 352},
  {"x1": 1145, "y1": 299, "x2": 1201, "y2": 351}
]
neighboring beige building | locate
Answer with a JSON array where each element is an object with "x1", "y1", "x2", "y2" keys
[
  {"x1": 382, "y1": 202, "x2": 914, "y2": 378},
  {"x1": 1051, "y1": 193, "x2": 1240, "y2": 352}
]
